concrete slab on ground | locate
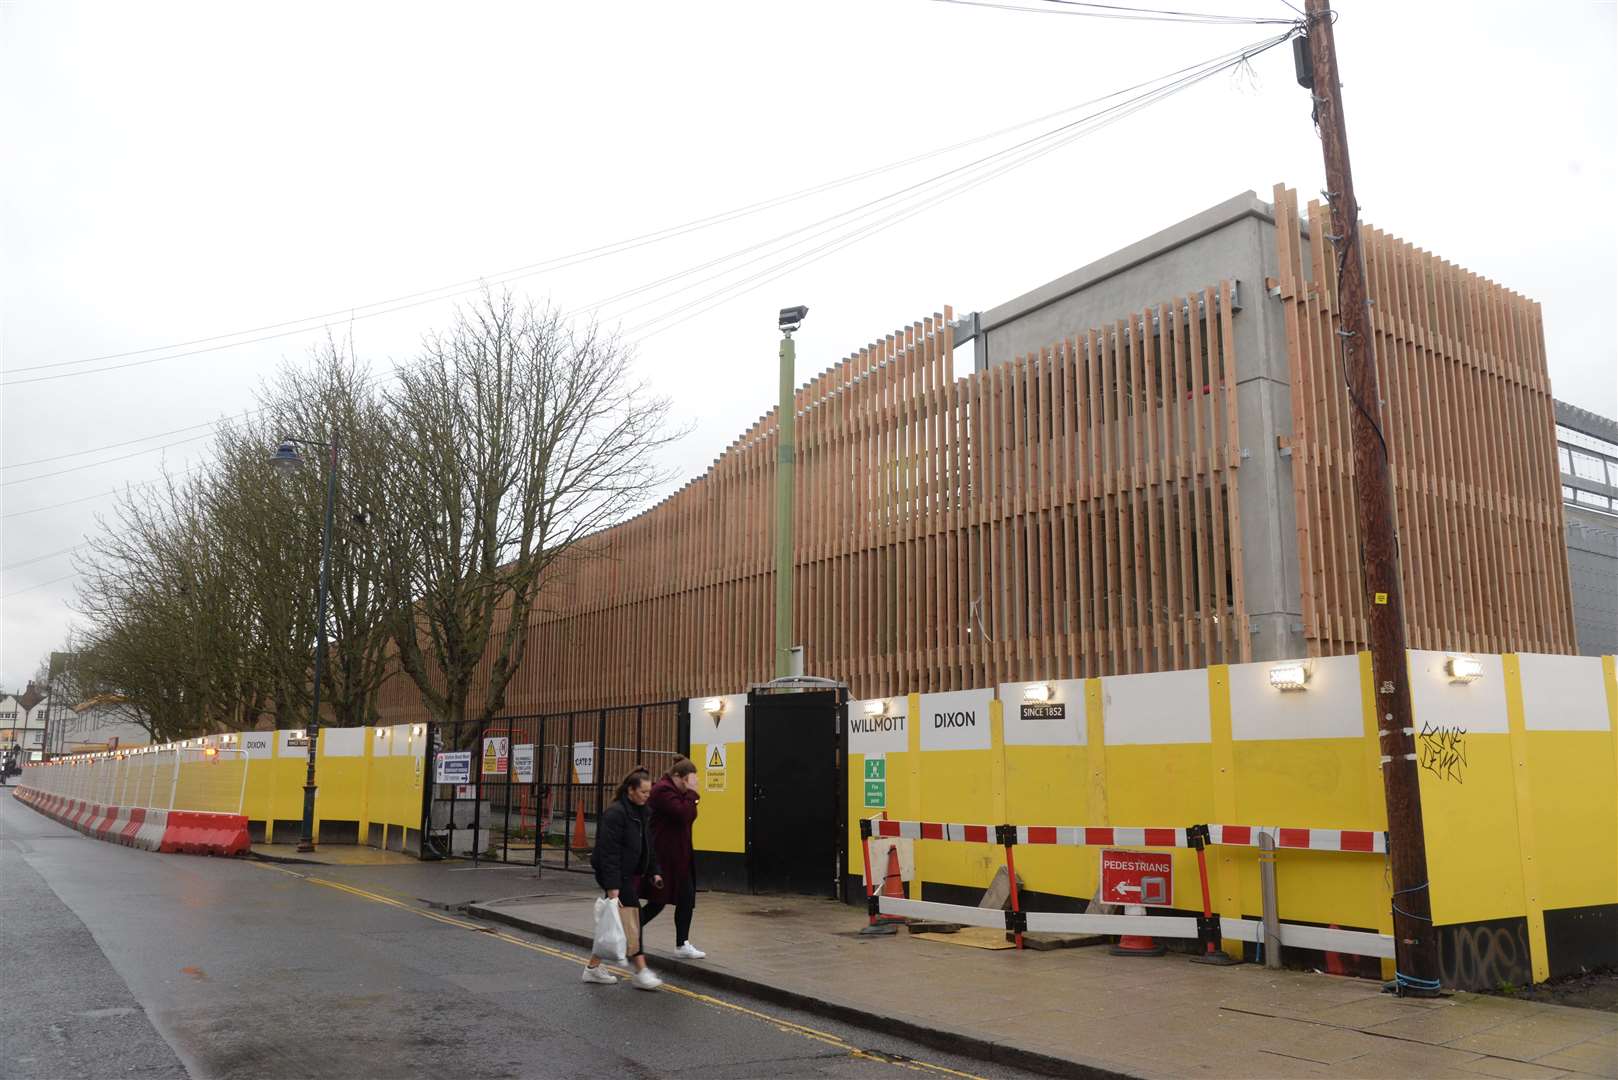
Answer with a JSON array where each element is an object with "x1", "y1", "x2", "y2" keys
[{"x1": 468, "y1": 890, "x2": 1618, "y2": 1080}]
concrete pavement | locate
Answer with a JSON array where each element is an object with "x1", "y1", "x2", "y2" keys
[
  {"x1": 0, "y1": 792, "x2": 1024, "y2": 1079},
  {"x1": 472, "y1": 889, "x2": 1618, "y2": 1079}
]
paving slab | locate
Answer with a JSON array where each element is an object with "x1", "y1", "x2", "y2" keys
[{"x1": 467, "y1": 888, "x2": 1618, "y2": 1079}]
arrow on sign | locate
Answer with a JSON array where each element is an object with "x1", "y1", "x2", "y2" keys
[{"x1": 1112, "y1": 883, "x2": 1142, "y2": 898}]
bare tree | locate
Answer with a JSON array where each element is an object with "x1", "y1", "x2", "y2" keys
[
  {"x1": 211, "y1": 342, "x2": 393, "y2": 727},
  {"x1": 377, "y1": 291, "x2": 676, "y2": 727},
  {"x1": 75, "y1": 469, "x2": 260, "y2": 741}
]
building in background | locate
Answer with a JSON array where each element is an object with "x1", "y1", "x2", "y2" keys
[
  {"x1": 55, "y1": 694, "x2": 151, "y2": 754},
  {"x1": 1556, "y1": 401, "x2": 1618, "y2": 656},
  {"x1": 0, "y1": 682, "x2": 73, "y2": 755},
  {"x1": 376, "y1": 184, "x2": 1588, "y2": 719}
]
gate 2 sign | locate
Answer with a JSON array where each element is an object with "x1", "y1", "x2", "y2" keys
[{"x1": 1099, "y1": 848, "x2": 1173, "y2": 907}]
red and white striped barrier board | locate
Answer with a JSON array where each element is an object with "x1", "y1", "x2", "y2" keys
[
  {"x1": 1017, "y1": 826, "x2": 1189, "y2": 848},
  {"x1": 871, "y1": 819, "x2": 996, "y2": 843},
  {"x1": 868, "y1": 817, "x2": 1382, "y2": 854},
  {"x1": 869, "y1": 818, "x2": 1191, "y2": 848},
  {"x1": 1207, "y1": 825, "x2": 1385, "y2": 854}
]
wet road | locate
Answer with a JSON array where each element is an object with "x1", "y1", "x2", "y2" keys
[{"x1": 0, "y1": 792, "x2": 1015, "y2": 1080}]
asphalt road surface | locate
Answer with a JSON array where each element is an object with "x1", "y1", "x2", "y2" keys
[{"x1": 0, "y1": 792, "x2": 1022, "y2": 1080}]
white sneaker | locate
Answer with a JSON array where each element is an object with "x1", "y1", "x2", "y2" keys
[
  {"x1": 631, "y1": 967, "x2": 663, "y2": 991},
  {"x1": 675, "y1": 942, "x2": 706, "y2": 959},
  {"x1": 581, "y1": 965, "x2": 618, "y2": 985}
]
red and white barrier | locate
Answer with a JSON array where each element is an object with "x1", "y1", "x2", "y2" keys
[
  {"x1": 1018, "y1": 826, "x2": 1189, "y2": 848},
  {"x1": 871, "y1": 818, "x2": 1381, "y2": 853},
  {"x1": 860, "y1": 814, "x2": 1395, "y2": 961},
  {"x1": 10, "y1": 787, "x2": 245, "y2": 857},
  {"x1": 1207, "y1": 824, "x2": 1385, "y2": 854}
]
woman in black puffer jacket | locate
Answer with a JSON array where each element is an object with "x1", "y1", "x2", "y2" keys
[{"x1": 584, "y1": 767, "x2": 664, "y2": 990}]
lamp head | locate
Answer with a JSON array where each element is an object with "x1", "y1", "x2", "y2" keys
[{"x1": 270, "y1": 439, "x2": 303, "y2": 474}]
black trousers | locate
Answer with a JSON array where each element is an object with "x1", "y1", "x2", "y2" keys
[{"x1": 640, "y1": 878, "x2": 696, "y2": 946}]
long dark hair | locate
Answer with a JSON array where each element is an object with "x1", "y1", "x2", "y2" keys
[{"x1": 613, "y1": 766, "x2": 652, "y2": 803}]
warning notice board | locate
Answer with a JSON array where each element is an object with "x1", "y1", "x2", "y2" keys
[
  {"x1": 704, "y1": 743, "x2": 727, "y2": 792},
  {"x1": 1099, "y1": 848, "x2": 1174, "y2": 907},
  {"x1": 482, "y1": 737, "x2": 509, "y2": 777}
]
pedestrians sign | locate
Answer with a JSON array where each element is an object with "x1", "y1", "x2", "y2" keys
[
  {"x1": 1099, "y1": 848, "x2": 1173, "y2": 907},
  {"x1": 482, "y1": 737, "x2": 509, "y2": 777},
  {"x1": 863, "y1": 754, "x2": 886, "y2": 808},
  {"x1": 513, "y1": 744, "x2": 535, "y2": 784},
  {"x1": 435, "y1": 751, "x2": 471, "y2": 785}
]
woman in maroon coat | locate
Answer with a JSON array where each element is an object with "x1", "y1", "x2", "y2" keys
[{"x1": 641, "y1": 757, "x2": 704, "y2": 958}]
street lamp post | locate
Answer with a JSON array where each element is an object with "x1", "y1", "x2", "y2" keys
[
  {"x1": 270, "y1": 433, "x2": 340, "y2": 853},
  {"x1": 775, "y1": 305, "x2": 808, "y2": 679}
]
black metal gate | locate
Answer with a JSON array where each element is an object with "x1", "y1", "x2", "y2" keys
[
  {"x1": 422, "y1": 700, "x2": 682, "y2": 868},
  {"x1": 744, "y1": 686, "x2": 846, "y2": 896}
]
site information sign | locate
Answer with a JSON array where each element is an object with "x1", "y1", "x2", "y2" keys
[
  {"x1": 513, "y1": 744, "x2": 535, "y2": 784},
  {"x1": 572, "y1": 741, "x2": 595, "y2": 785},
  {"x1": 863, "y1": 754, "x2": 886, "y2": 808},
  {"x1": 435, "y1": 751, "x2": 471, "y2": 785},
  {"x1": 1099, "y1": 848, "x2": 1174, "y2": 907}
]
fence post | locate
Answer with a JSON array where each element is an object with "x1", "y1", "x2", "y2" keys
[
  {"x1": 167, "y1": 750, "x2": 180, "y2": 811},
  {"x1": 1259, "y1": 829, "x2": 1282, "y2": 969},
  {"x1": 997, "y1": 825, "x2": 1024, "y2": 950},
  {"x1": 594, "y1": 709, "x2": 608, "y2": 852},
  {"x1": 471, "y1": 723, "x2": 484, "y2": 867},
  {"x1": 564, "y1": 713, "x2": 575, "y2": 871}
]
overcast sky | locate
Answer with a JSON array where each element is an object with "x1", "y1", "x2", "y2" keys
[{"x1": 3, "y1": 0, "x2": 1614, "y2": 690}]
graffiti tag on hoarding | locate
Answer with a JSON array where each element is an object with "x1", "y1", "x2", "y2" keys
[{"x1": 1417, "y1": 722, "x2": 1467, "y2": 784}]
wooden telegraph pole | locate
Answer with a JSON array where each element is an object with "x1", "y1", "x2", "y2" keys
[{"x1": 1299, "y1": 0, "x2": 1440, "y2": 994}]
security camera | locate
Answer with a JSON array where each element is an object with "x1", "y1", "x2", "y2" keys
[{"x1": 779, "y1": 305, "x2": 809, "y2": 333}]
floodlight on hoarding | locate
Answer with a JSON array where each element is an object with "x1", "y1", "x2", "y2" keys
[{"x1": 1268, "y1": 662, "x2": 1311, "y2": 691}]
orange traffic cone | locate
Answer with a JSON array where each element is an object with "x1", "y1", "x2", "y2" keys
[
  {"x1": 1110, "y1": 904, "x2": 1167, "y2": 957},
  {"x1": 881, "y1": 845, "x2": 906, "y2": 899},
  {"x1": 868, "y1": 844, "x2": 909, "y2": 929},
  {"x1": 572, "y1": 800, "x2": 589, "y2": 850}
]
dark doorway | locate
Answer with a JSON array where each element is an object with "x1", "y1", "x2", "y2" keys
[{"x1": 745, "y1": 686, "x2": 845, "y2": 897}]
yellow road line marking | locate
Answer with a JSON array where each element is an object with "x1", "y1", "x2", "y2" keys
[
  {"x1": 244, "y1": 860, "x2": 307, "y2": 878},
  {"x1": 297, "y1": 875, "x2": 983, "y2": 1078}
]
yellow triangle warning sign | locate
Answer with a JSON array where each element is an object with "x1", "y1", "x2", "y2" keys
[{"x1": 707, "y1": 745, "x2": 725, "y2": 769}]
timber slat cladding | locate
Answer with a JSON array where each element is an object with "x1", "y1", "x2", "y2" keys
[
  {"x1": 378, "y1": 283, "x2": 1253, "y2": 719},
  {"x1": 374, "y1": 188, "x2": 1573, "y2": 722},
  {"x1": 1270, "y1": 183, "x2": 1574, "y2": 660}
]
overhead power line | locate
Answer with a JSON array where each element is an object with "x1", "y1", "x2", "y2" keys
[
  {"x1": 1, "y1": 541, "x2": 89, "y2": 573},
  {"x1": 2, "y1": 28, "x2": 1291, "y2": 517},
  {"x1": 2, "y1": 466, "x2": 206, "y2": 520},
  {"x1": 1, "y1": 431, "x2": 218, "y2": 488},
  {"x1": 924, "y1": 0, "x2": 1296, "y2": 24},
  {"x1": 0, "y1": 572, "x2": 80, "y2": 600},
  {"x1": 621, "y1": 29, "x2": 1297, "y2": 341},
  {"x1": 3, "y1": 31, "x2": 1288, "y2": 390}
]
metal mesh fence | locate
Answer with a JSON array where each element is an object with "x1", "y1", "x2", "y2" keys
[
  {"x1": 17, "y1": 746, "x2": 247, "y2": 813},
  {"x1": 427, "y1": 700, "x2": 683, "y2": 867}
]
